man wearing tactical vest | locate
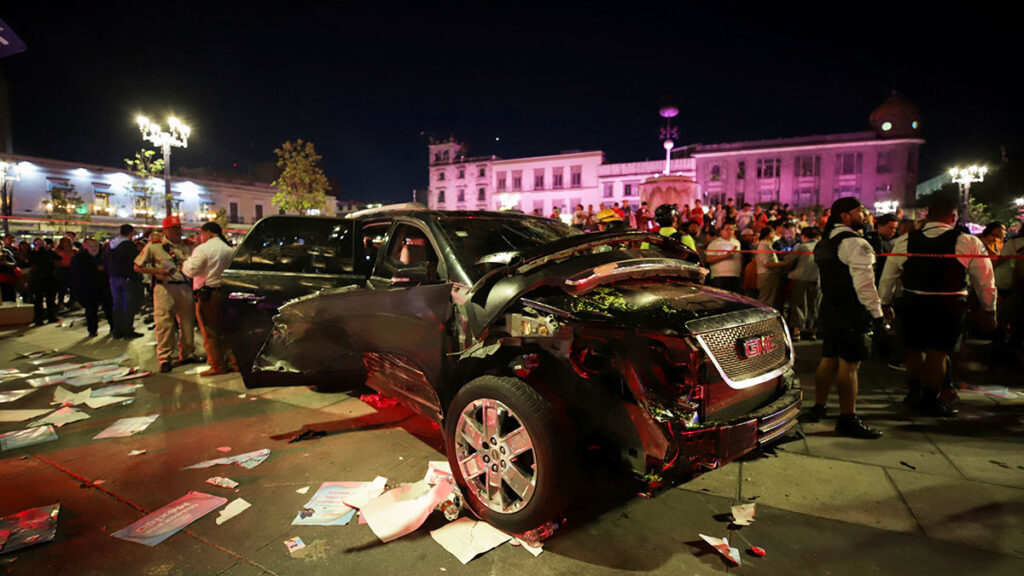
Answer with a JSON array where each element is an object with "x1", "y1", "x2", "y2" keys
[
  {"x1": 805, "y1": 197, "x2": 886, "y2": 438},
  {"x1": 879, "y1": 190, "x2": 997, "y2": 416}
]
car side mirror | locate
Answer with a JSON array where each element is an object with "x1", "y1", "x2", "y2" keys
[{"x1": 391, "y1": 261, "x2": 434, "y2": 287}]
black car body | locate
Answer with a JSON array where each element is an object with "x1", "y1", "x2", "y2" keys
[{"x1": 222, "y1": 207, "x2": 800, "y2": 532}]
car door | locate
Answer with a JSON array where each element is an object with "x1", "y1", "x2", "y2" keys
[{"x1": 221, "y1": 216, "x2": 363, "y2": 387}]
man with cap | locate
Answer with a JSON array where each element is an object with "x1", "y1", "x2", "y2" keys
[
  {"x1": 805, "y1": 196, "x2": 886, "y2": 438},
  {"x1": 134, "y1": 215, "x2": 197, "y2": 372},
  {"x1": 183, "y1": 222, "x2": 238, "y2": 376},
  {"x1": 879, "y1": 189, "x2": 996, "y2": 416}
]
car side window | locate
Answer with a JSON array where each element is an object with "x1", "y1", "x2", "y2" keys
[
  {"x1": 232, "y1": 218, "x2": 354, "y2": 274},
  {"x1": 377, "y1": 223, "x2": 441, "y2": 281}
]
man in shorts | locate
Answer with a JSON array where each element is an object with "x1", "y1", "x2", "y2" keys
[{"x1": 805, "y1": 197, "x2": 886, "y2": 438}]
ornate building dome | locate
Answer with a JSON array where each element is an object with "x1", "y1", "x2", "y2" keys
[{"x1": 869, "y1": 92, "x2": 921, "y2": 138}]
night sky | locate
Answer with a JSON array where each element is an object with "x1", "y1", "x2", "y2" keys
[{"x1": 2, "y1": 2, "x2": 1018, "y2": 203}]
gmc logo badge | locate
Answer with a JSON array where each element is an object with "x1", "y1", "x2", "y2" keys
[{"x1": 741, "y1": 335, "x2": 777, "y2": 358}]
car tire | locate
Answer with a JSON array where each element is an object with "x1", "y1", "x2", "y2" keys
[{"x1": 444, "y1": 375, "x2": 576, "y2": 533}]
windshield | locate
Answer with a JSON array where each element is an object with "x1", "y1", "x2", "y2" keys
[{"x1": 438, "y1": 215, "x2": 582, "y2": 280}]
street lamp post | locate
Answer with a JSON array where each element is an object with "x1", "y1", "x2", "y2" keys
[
  {"x1": 137, "y1": 115, "x2": 190, "y2": 216},
  {"x1": 949, "y1": 165, "x2": 987, "y2": 225},
  {"x1": 658, "y1": 104, "x2": 679, "y2": 176},
  {"x1": 0, "y1": 160, "x2": 19, "y2": 237}
]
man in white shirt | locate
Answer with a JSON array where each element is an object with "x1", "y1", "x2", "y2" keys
[
  {"x1": 182, "y1": 222, "x2": 238, "y2": 376},
  {"x1": 879, "y1": 190, "x2": 996, "y2": 415},
  {"x1": 806, "y1": 197, "x2": 885, "y2": 438},
  {"x1": 705, "y1": 224, "x2": 742, "y2": 292}
]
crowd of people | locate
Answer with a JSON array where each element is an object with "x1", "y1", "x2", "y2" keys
[{"x1": 1, "y1": 217, "x2": 238, "y2": 377}]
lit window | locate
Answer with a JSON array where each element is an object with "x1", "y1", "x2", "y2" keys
[
  {"x1": 912, "y1": 121, "x2": 919, "y2": 129},
  {"x1": 881, "y1": 122, "x2": 892, "y2": 131}
]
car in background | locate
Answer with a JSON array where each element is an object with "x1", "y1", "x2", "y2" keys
[{"x1": 222, "y1": 206, "x2": 800, "y2": 532}]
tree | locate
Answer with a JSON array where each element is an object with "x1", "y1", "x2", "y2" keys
[
  {"x1": 271, "y1": 139, "x2": 330, "y2": 215},
  {"x1": 125, "y1": 149, "x2": 165, "y2": 223}
]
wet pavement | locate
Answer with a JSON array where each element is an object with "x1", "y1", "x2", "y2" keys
[{"x1": 1, "y1": 303, "x2": 1023, "y2": 575}]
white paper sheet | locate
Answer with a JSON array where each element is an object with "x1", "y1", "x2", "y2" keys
[
  {"x1": 93, "y1": 415, "x2": 159, "y2": 439},
  {"x1": 84, "y1": 396, "x2": 134, "y2": 409},
  {"x1": 731, "y1": 502, "x2": 756, "y2": 526},
  {"x1": 52, "y1": 386, "x2": 91, "y2": 406},
  {"x1": 30, "y1": 406, "x2": 90, "y2": 428},
  {"x1": 341, "y1": 476, "x2": 388, "y2": 509},
  {"x1": 91, "y1": 383, "x2": 143, "y2": 397},
  {"x1": 699, "y1": 534, "x2": 741, "y2": 565},
  {"x1": 0, "y1": 408, "x2": 52, "y2": 422},
  {"x1": 27, "y1": 375, "x2": 67, "y2": 388},
  {"x1": 29, "y1": 354, "x2": 75, "y2": 365},
  {"x1": 0, "y1": 425, "x2": 58, "y2": 450},
  {"x1": 0, "y1": 389, "x2": 35, "y2": 403},
  {"x1": 361, "y1": 479, "x2": 454, "y2": 542},
  {"x1": 216, "y1": 498, "x2": 251, "y2": 525},
  {"x1": 430, "y1": 518, "x2": 511, "y2": 564},
  {"x1": 33, "y1": 362, "x2": 81, "y2": 375},
  {"x1": 182, "y1": 448, "x2": 271, "y2": 470}
]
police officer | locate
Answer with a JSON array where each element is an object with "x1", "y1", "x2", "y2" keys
[
  {"x1": 879, "y1": 190, "x2": 996, "y2": 416},
  {"x1": 805, "y1": 197, "x2": 885, "y2": 438},
  {"x1": 652, "y1": 204, "x2": 696, "y2": 251},
  {"x1": 134, "y1": 216, "x2": 197, "y2": 372},
  {"x1": 183, "y1": 222, "x2": 238, "y2": 376}
]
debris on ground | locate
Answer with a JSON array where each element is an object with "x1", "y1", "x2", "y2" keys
[
  {"x1": 295, "y1": 486, "x2": 310, "y2": 495},
  {"x1": 0, "y1": 390, "x2": 36, "y2": 405},
  {"x1": 430, "y1": 518, "x2": 511, "y2": 564},
  {"x1": 0, "y1": 504, "x2": 60, "y2": 555},
  {"x1": 28, "y1": 354, "x2": 75, "y2": 365},
  {"x1": 0, "y1": 409, "x2": 52, "y2": 422},
  {"x1": 731, "y1": 502, "x2": 756, "y2": 526},
  {"x1": 518, "y1": 520, "x2": 559, "y2": 545},
  {"x1": 216, "y1": 446, "x2": 231, "y2": 453},
  {"x1": 93, "y1": 415, "x2": 160, "y2": 439},
  {"x1": 206, "y1": 477, "x2": 239, "y2": 489},
  {"x1": 292, "y1": 482, "x2": 365, "y2": 526},
  {"x1": 182, "y1": 448, "x2": 271, "y2": 470},
  {"x1": 29, "y1": 407, "x2": 90, "y2": 428},
  {"x1": 288, "y1": 429, "x2": 326, "y2": 443},
  {"x1": 128, "y1": 449, "x2": 147, "y2": 457},
  {"x1": 215, "y1": 498, "x2": 251, "y2": 525},
  {"x1": 359, "y1": 393, "x2": 400, "y2": 409},
  {"x1": 699, "y1": 534, "x2": 741, "y2": 565},
  {"x1": 424, "y1": 461, "x2": 455, "y2": 485},
  {"x1": 341, "y1": 476, "x2": 387, "y2": 509},
  {"x1": 83, "y1": 396, "x2": 134, "y2": 409},
  {"x1": 750, "y1": 546, "x2": 767, "y2": 557},
  {"x1": 90, "y1": 384, "x2": 142, "y2": 397},
  {"x1": 990, "y1": 460, "x2": 1011, "y2": 469},
  {"x1": 284, "y1": 536, "x2": 305, "y2": 553},
  {"x1": 112, "y1": 491, "x2": 227, "y2": 546},
  {"x1": 512, "y1": 537, "x2": 544, "y2": 557},
  {"x1": 52, "y1": 386, "x2": 91, "y2": 406},
  {"x1": 361, "y1": 479, "x2": 454, "y2": 542},
  {"x1": 1, "y1": 425, "x2": 58, "y2": 451},
  {"x1": 900, "y1": 461, "x2": 917, "y2": 470}
]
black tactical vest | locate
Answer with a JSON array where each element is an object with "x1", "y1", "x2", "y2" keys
[
  {"x1": 903, "y1": 228, "x2": 967, "y2": 293},
  {"x1": 814, "y1": 230, "x2": 868, "y2": 318}
]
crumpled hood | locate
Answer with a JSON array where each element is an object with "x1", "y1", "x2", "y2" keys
[{"x1": 525, "y1": 280, "x2": 761, "y2": 335}]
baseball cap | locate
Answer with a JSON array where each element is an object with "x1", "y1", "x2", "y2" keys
[
  {"x1": 162, "y1": 215, "x2": 182, "y2": 228},
  {"x1": 597, "y1": 208, "x2": 622, "y2": 223},
  {"x1": 200, "y1": 221, "x2": 223, "y2": 235},
  {"x1": 830, "y1": 197, "x2": 863, "y2": 215}
]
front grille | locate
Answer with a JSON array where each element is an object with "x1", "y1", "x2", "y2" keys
[{"x1": 695, "y1": 316, "x2": 790, "y2": 388}]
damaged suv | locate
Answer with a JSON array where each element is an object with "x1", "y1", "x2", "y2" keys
[{"x1": 222, "y1": 206, "x2": 800, "y2": 532}]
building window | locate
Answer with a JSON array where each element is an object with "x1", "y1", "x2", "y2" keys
[
  {"x1": 835, "y1": 152, "x2": 863, "y2": 175},
  {"x1": 833, "y1": 186, "x2": 860, "y2": 199},
  {"x1": 603, "y1": 183, "x2": 614, "y2": 198},
  {"x1": 710, "y1": 165, "x2": 722, "y2": 182},
  {"x1": 570, "y1": 166, "x2": 582, "y2": 188},
  {"x1": 458, "y1": 168, "x2": 465, "y2": 179},
  {"x1": 457, "y1": 189, "x2": 465, "y2": 203},
  {"x1": 255, "y1": 204, "x2": 264, "y2": 220},
  {"x1": 623, "y1": 183, "x2": 636, "y2": 196},
  {"x1": 478, "y1": 188, "x2": 486, "y2": 201},
  {"x1": 758, "y1": 189, "x2": 779, "y2": 204},
  {"x1": 876, "y1": 151, "x2": 892, "y2": 174},
  {"x1": 552, "y1": 170, "x2": 564, "y2": 189},
  {"x1": 794, "y1": 155, "x2": 820, "y2": 177},
  {"x1": 794, "y1": 188, "x2": 818, "y2": 207},
  {"x1": 437, "y1": 189, "x2": 445, "y2": 204},
  {"x1": 478, "y1": 167, "x2": 486, "y2": 177},
  {"x1": 229, "y1": 201, "x2": 240, "y2": 223},
  {"x1": 512, "y1": 171, "x2": 522, "y2": 191},
  {"x1": 534, "y1": 170, "x2": 544, "y2": 190},
  {"x1": 442, "y1": 150, "x2": 449, "y2": 161},
  {"x1": 497, "y1": 177, "x2": 506, "y2": 192},
  {"x1": 756, "y1": 158, "x2": 781, "y2": 179},
  {"x1": 737, "y1": 161, "x2": 746, "y2": 180},
  {"x1": 437, "y1": 171, "x2": 445, "y2": 181}
]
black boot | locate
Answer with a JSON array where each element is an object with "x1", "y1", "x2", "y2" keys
[{"x1": 835, "y1": 414, "x2": 883, "y2": 439}]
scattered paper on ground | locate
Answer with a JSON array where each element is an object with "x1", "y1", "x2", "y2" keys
[
  {"x1": 1, "y1": 425, "x2": 58, "y2": 450},
  {"x1": 112, "y1": 491, "x2": 226, "y2": 546},
  {"x1": 33, "y1": 362, "x2": 81, "y2": 375},
  {"x1": 216, "y1": 498, "x2": 250, "y2": 525},
  {"x1": 295, "y1": 486, "x2": 309, "y2": 494},
  {"x1": 52, "y1": 386, "x2": 91, "y2": 406},
  {"x1": 284, "y1": 536, "x2": 305, "y2": 553},
  {"x1": 341, "y1": 476, "x2": 388, "y2": 509},
  {"x1": 0, "y1": 408, "x2": 52, "y2": 422},
  {"x1": 0, "y1": 372, "x2": 28, "y2": 382},
  {"x1": 65, "y1": 367, "x2": 133, "y2": 387},
  {"x1": 513, "y1": 537, "x2": 544, "y2": 557},
  {"x1": 430, "y1": 518, "x2": 511, "y2": 564},
  {"x1": 93, "y1": 415, "x2": 159, "y2": 439},
  {"x1": 732, "y1": 502, "x2": 756, "y2": 526},
  {"x1": 0, "y1": 504, "x2": 60, "y2": 555},
  {"x1": 184, "y1": 365, "x2": 211, "y2": 375},
  {"x1": 128, "y1": 449, "x2": 147, "y2": 457},
  {"x1": 84, "y1": 396, "x2": 134, "y2": 409},
  {"x1": 216, "y1": 446, "x2": 231, "y2": 452},
  {"x1": 0, "y1": 389, "x2": 36, "y2": 403},
  {"x1": 183, "y1": 448, "x2": 271, "y2": 470},
  {"x1": 206, "y1": 476, "x2": 239, "y2": 489},
  {"x1": 27, "y1": 375, "x2": 66, "y2": 388},
  {"x1": 91, "y1": 383, "x2": 143, "y2": 397},
  {"x1": 292, "y1": 482, "x2": 364, "y2": 526},
  {"x1": 699, "y1": 534, "x2": 741, "y2": 565},
  {"x1": 361, "y1": 479, "x2": 454, "y2": 542},
  {"x1": 29, "y1": 354, "x2": 75, "y2": 365},
  {"x1": 30, "y1": 407, "x2": 90, "y2": 428},
  {"x1": 424, "y1": 461, "x2": 454, "y2": 485}
]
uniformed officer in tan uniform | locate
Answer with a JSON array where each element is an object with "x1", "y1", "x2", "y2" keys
[{"x1": 134, "y1": 215, "x2": 197, "y2": 372}]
